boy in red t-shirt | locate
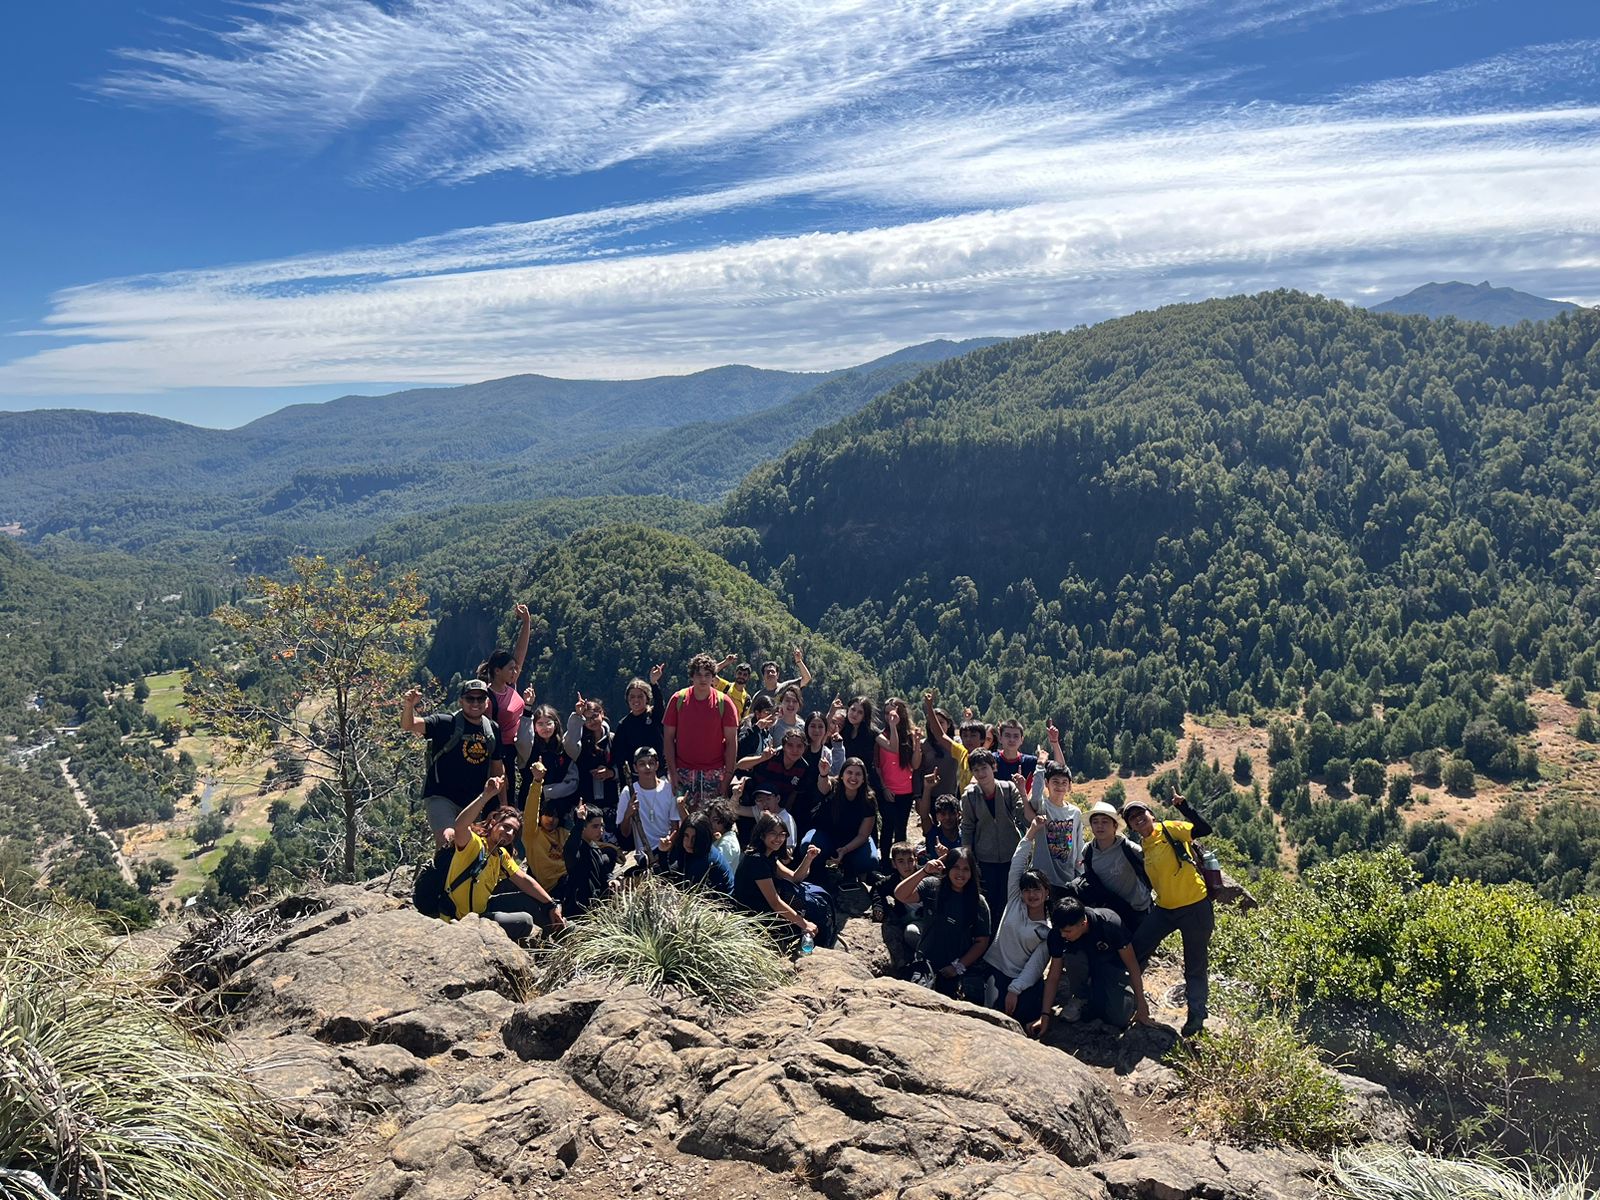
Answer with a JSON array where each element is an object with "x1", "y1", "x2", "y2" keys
[{"x1": 663, "y1": 652, "x2": 739, "y2": 812}]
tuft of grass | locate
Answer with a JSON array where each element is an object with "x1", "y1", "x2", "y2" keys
[
  {"x1": 1329, "y1": 1145, "x2": 1597, "y2": 1200},
  {"x1": 1173, "y1": 1003, "x2": 1359, "y2": 1153},
  {"x1": 0, "y1": 898, "x2": 291, "y2": 1200},
  {"x1": 535, "y1": 875, "x2": 791, "y2": 1011}
]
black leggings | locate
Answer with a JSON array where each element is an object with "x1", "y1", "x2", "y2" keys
[
  {"x1": 880, "y1": 792, "x2": 914, "y2": 849},
  {"x1": 481, "y1": 890, "x2": 557, "y2": 941}
]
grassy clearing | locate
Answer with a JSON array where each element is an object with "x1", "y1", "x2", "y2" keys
[{"x1": 140, "y1": 668, "x2": 189, "y2": 725}]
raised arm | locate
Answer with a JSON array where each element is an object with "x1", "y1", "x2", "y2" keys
[
  {"x1": 1025, "y1": 762, "x2": 1044, "y2": 823},
  {"x1": 451, "y1": 776, "x2": 504, "y2": 849},
  {"x1": 895, "y1": 857, "x2": 941, "y2": 904},
  {"x1": 1176, "y1": 794, "x2": 1214, "y2": 839},
  {"x1": 401, "y1": 687, "x2": 426, "y2": 736},
  {"x1": 1044, "y1": 720, "x2": 1065, "y2": 767},
  {"x1": 510, "y1": 603, "x2": 532, "y2": 674},
  {"x1": 922, "y1": 690, "x2": 957, "y2": 754},
  {"x1": 1009, "y1": 816, "x2": 1042, "y2": 900}
]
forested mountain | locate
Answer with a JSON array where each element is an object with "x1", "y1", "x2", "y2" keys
[
  {"x1": 1372, "y1": 280, "x2": 1581, "y2": 325},
  {"x1": 425, "y1": 524, "x2": 877, "y2": 703},
  {"x1": 723, "y1": 293, "x2": 1600, "y2": 792},
  {"x1": 4, "y1": 338, "x2": 994, "y2": 560}
]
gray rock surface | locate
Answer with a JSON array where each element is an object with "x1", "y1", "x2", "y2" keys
[
  {"x1": 1091, "y1": 1141, "x2": 1320, "y2": 1200},
  {"x1": 228, "y1": 907, "x2": 531, "y2": 1042},
  {"x1": 196, "y1": 892, "x2": 1337, "y2": 1200}
]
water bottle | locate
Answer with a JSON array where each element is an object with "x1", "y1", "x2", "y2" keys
[{"x1": 800, "y1": 929, "x2": 815, "y2": 955}]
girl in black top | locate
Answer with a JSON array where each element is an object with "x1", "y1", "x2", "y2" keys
[
  {"x1": 733, "y1": 811, "x2": 821, "y2": 940},
  {"x1": 611, "y1": 666, "x2": 666, "y2": 786},
  {"x1": 894, "y1": 846, "x2": 991, "y2": 1002}
]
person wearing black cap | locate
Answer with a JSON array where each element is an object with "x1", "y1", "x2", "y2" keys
[
  {"x1": 1121, "y1": 795, "x2": 1214, "y2": 1037},
  {"x1": 403, "y1": 679, "x2": 505, "y2": 846}
]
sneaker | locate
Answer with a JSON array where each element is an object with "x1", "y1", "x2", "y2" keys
[
  {"x1": 1180, "y1": 1013, "x2": 1206, "y2": 1038},
  {"x1": 1060, "y1": 996, "x2": 1086, "y2": 1023}
]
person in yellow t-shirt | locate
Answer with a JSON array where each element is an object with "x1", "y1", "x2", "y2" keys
[
  {"x1": 517, "y1": 762, "x2": 567, "y2": 895},
  {"x1": 442, "y1": 777, "x2": 564, "y2": 941},
  {"x1": 1122, "y1": 796, "x2": 1214, "y2": 1038},
  {"x1": 714, "y1": 655, "x2": 752, "y2": 718}
]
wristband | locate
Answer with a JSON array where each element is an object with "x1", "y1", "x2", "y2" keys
[{"x1": 953, "y1": 962, "x2": 966, "y2": 976}]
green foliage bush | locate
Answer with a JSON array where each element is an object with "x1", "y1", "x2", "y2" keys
[
  {"x1": 1442, "y1": 758, "x2": 1476, "y2": 795},
  {"x1": 536, "y1": 875, "x2": 791, "y2": 1011},
  {"x1": 0, "y1": 898, "x2": 290, "y2": 1200},
  {"x1": 1214, "y1": 849, "x2": 1600, "y2": 1155},
  {"x1": 1174, "y1": 1004, "x2": 1357, "y2": 1153}
]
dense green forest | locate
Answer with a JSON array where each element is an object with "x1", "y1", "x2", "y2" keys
[{"x1": 720, "y1": 293, "x2": 1598, "y2": 796}]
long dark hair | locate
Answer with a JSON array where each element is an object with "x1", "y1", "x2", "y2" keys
[
  {"x1": 478, "y1": 648, "x2": 515, "y2": 683},
  {"x1": 843, "y1": 695, "x2": 876, "y2": 756},
  {"x1": 883, "y1": 697, "x2": 915, "y2": 769},
  {"x1": 938, "y1": 845, "x2": 981, "y2": 927}
]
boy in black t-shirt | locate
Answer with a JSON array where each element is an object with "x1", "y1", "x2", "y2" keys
[{"x1": 1025, "y1": 899, "x2": 1150, "y2": 1036}]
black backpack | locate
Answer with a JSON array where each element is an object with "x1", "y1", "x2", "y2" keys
[
  {"x1": 412, "y1": 842, "x2": 492, "y2": 919},
  {"x1": 1082, "y1": 837, "x2": 1152, "y2": 891}
]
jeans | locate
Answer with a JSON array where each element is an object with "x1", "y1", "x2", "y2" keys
[
  {"x1": 990, "y1": 972, "x2": 1047, "y2": 1026},
  {"x1": 932, "y1": 960, "x2": 988, "y2": 1004},
  {"x1": 801, "y1": 829, "x2": 880, "y2": 879},
  {"x1": 481, "y1": 891, "x2": 557, "y2": 942},
  {"x1": 1132, "y1": 896, "x2": 1214, "y2": 1021}
]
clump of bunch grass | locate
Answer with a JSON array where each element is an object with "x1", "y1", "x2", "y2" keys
[
  {"x1": 0, "y1": 898, "x2": 291, "y2": 1200},
  {"x1": 536, "y1": 875, "x2": 791, "y2": 1011},
  {"x1": 1173, "y1": 1002, "x2": 1359, "y2": 1153},
  {"x1": 1329, "y1": 1145, "x2": 1596, "y2": 1200}
]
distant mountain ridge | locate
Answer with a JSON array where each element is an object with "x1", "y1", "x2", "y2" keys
[
  {"x1": 0, "y1": 338, "x2": 1000, "y2": 544},
  {"x1": 1371, "y1": 281, "x2": 1581, "y2": 326}
]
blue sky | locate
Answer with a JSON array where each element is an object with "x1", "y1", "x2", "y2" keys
[{"x1": 1, "y1": 0, "x2": 1597, "y2": 426}]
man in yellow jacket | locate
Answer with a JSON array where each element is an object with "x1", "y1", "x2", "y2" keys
[{"x1": 1121, "y1": 795, "x2": 1214, "y2": 1038}]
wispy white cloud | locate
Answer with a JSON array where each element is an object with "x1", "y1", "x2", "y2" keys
[{"x1": 5, "y1": 6, "x2": 1597, "y2": 397}]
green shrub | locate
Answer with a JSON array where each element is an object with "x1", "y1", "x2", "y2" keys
[
  {"x1": 0, "y1": 898, "x2": 290, "y2": 1200},
  {"x1": 535, "y1": 875, "x2": 791, "y2": 1011},
  {"x1": 1173, "y1": 1004, "x2": 1357, "y2": 1153},
  {"x1": 1442, "y1": 758, "x2": 1475, "y2": 795},
  {"x1": 1213, "y1": 850, "x2": 1600, "y2": 1157},
  {"x1": 1577, "y1": 712, "x2": 1598, "y2": 743},
  {"x1": 1232, "y1": 749, "x2": 1252, "y2": 783},
  {"x1": 1350, "y1": 758, "x2": 1386, "y2": 799},
  {"x1": 1328, "y1": 1145, "x2": 1597, "y2": 1200}
]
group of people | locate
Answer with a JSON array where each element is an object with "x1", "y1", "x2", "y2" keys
[{"x1": 402, "y1": 608, "x2": 1218, "y2": 1039}]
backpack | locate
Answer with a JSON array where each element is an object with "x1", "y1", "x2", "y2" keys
[
  {"x1": 425, "y1": 711, "x2": 495, "y2": 790},
  {"x1": 1083, "y1": 837, "x2": 1152, "y2": 891},
  {"x1": 798, "y1": 881, "x2": 839, "y2": 950},
  {"x1": 670, "y1": 687, "x2": 734, "y2": 729},
  {"x1": 412, "y1": 842, "x2": 492, "y2": 919}
]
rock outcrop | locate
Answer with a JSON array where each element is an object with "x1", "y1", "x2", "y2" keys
[{"x1": 183, "y1": 890, "x2": 1326, "y2": 1200}]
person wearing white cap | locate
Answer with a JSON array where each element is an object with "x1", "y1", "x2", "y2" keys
[{"x1": 1079, "y1": 801, "x2": 1152, "y2": 929}]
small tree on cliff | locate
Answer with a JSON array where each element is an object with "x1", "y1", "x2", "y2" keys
[{"x1": 185, "y1": 557, "x2": 426, "y2": 881}]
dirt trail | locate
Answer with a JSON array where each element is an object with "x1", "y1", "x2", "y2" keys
[{"x1": 56, "y1": 758, "x2": 137, "y2": 885}]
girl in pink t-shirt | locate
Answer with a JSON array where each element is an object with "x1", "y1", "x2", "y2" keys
[
  {"x1": 480, "y1": 603, "x2": 533, "y2": 787},
  {"x1": 875, "y1": 697, "x2": 922, "y2": 847}
]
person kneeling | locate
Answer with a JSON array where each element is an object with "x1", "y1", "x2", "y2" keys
[
  {"x1": 894, "y1": 846, "x2": 990, "y2": 1003},
  {"x1": 733, "y1": 811, "x2": 825, "y2": 949},
  {"x1": 1026, "y1": 898, "x2": 1149, "y2": 1038},
  {"x1": 443, "y1": 778, "x2": 565, "y2": 942}
]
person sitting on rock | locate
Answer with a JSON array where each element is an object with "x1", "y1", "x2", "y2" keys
[
  {"x1": 657, "y1": 810, "x2": 734, "y2": 894},
  {"x1": 734, "y1": 810, "x2": 823, "y2": 947},
  {"x1": 801, "y1": 755, "x2": 880, "y2": 885},
  {"x1": 1122, "y1": 795, "x2": 1215, "y2": 1038},
  {"x1": 874, "y1": 840, "x2": 925, "y2": 975},
  {"x1": 1023, "y1": 897, "x2": 1149, "y2": 1036},
  {"x1": 562, "y1": 808, "x2": 619, "y2": 918},
  {"x1": 894, "y1": 846, "x2": 991, "y2": 1003},
  {"x1": 984, "y1": 817, "x2": 1055, "y2": 1026},
  {"x1": 442, "y1": 776, "x2": 564, "y2": 941}
]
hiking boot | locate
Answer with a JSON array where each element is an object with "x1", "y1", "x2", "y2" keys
[{"x1": 1060, "y1": 996, "x2": 1086, "y2": 1023}]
